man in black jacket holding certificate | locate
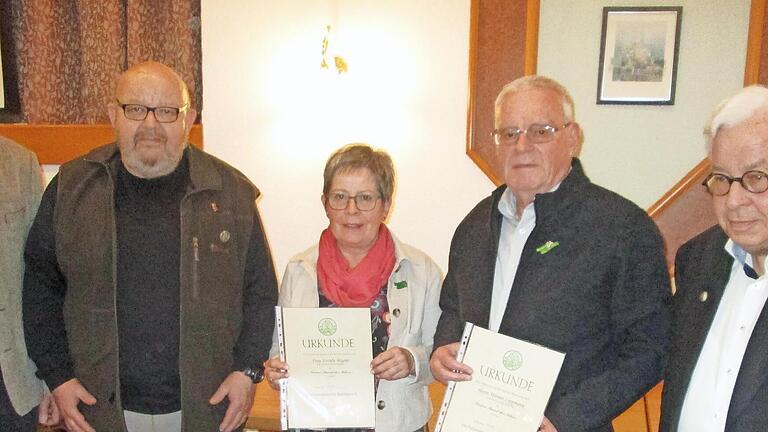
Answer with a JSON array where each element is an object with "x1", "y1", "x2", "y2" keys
[{"x1": 430, "y1": 75, "x2": 671, "y2": 432}]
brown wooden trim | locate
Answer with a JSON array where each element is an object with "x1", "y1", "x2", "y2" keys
[
  {"x1": 745, "y1": 0, "x2": 766, "y2": 85},
  {"x1": 465, "y1": 0, "x2": 481, "y2": 177},
  {"x1": 647, "y1": 158, "x2": 710, "y2": 217},
  {"x1": 465, "y1": 0, "x2": 540, "y2": 186},
  {"x1": 0, "y1": 124, "x2": 203, "y2": 165},
  {"x1": 524, "y1": 0, "x2": 540, "y2": 76}
]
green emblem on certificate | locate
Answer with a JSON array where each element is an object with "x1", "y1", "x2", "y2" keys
[
  {"x1": 318, "y1": 318, "x2": 337, "y2": 336},
  {"x1": 502, "y1": 350, "x2": 523, "y2": 371}
]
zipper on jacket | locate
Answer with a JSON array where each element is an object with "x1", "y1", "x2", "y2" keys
[{"x1": 192, "y1": 236, "x2": 200, "y2": 299}]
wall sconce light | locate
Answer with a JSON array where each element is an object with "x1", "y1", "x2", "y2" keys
[{"x1": 320, "y1": 25, "x2": 348, "y2": 74}]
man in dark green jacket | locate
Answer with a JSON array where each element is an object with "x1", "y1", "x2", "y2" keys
[{"x1": 22, "y1": 61, "x2": 278, "y2": 432}]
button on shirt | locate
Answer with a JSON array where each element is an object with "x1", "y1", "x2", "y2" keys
[
  {"x1": 489, "y1": 183, "x2": 560, "y2": 332},
  {"x1": 678, "y1": 240, "x2": 768, "y2": 432}
]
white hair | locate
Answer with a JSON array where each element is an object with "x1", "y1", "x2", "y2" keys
[
  {"x1": 494, "y1": 75, "x2": 575, "y2": 124},
  {"x1": 705, "y1": 85, "x2": 768, "y2": 153}
]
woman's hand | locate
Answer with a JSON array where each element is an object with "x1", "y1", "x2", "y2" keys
[
  {"x1": 370, "y1": 347, "x2": 414, "y2": 381},
  {"x1": 263, "y1": 357, "x2": 289, "y2": 390}
]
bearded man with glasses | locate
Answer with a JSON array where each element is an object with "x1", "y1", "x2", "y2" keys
[
  {"x1": 660, "y1": 85, "x2": 768, "y2": 432},
  {"x1": 22, "y1": 61, "x2": 278, "y2": 432},
  {"x1": 430, "y1": 75, "x2": 671, "y2": 432}
]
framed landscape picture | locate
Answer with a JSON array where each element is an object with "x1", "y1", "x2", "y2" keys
[{"x1": 596, "y1": 6, "x2": 682, "y2": 105}]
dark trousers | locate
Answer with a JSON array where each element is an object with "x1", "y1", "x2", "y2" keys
[{"x1": 0, "y1": 406, "x2": 38, "y2": 432}]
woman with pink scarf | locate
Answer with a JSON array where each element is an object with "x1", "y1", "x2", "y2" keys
[{"x1": 264, "y1": 144, "x2": 442, "y2": 432}]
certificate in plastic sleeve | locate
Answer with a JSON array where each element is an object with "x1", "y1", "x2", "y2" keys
[
  {"x1": 434, "y1": 322, "x2": 565, "y2": 432},
  {"x1": 276, "y1": 307, "x2": 376, "y2": 429}
]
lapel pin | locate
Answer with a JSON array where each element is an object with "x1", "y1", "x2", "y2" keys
[
  {"x1": 211, "y1": 202, "x2": 220, "y2": 213},
  {"x1": 394, "y1": 281, "x2": 408, "y2": 289},
  {"x1": 536, "y1": 240, "x2": 560, "y2": 255},
  {"x1": 699, "y1": 291, "x2": 708, "y2": 302}
]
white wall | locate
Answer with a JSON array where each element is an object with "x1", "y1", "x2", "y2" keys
[
  {"x1": 201, "y1": 1, "x2": 493, "y2": 276},
  {"x1": 201, "y1": 0, "x2": 751, "y2": 277},
  {"x1": 538, "y1": 0, "x2": 750, "y2": 208}
]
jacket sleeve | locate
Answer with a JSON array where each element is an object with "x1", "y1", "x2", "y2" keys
[
  {"x1": 432, "y1": 231, "x2": 467, "y2": 351},
  {"x1": 232, "y1": 201, "x2": 279, "y2": 370},
  {"x1": 23, "y1": 175, "x2": 77, "y2": 390},
  {"x1": 268, "y1": 260, "x2": 312, "y2": 358},
  {"x1": 545, "y1": 213, "x2": 672, "y2": 431},
  {"x1": 401, "y1": 255, "x2": 443, "y2": 385}
]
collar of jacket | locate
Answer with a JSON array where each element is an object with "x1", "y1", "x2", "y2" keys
[
  {"x1": 81, "y1": 143, "x2": 228, "y2": 194},
  {"x1": 488, "y1": 157, "x2": 590, "y2": 234}
]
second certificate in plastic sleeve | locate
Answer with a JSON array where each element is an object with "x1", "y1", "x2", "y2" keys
[
  {"x1": 277, "y1": 307, "x2": 376, "y2": 429},
  {"x1": 434, "y1": 322, "x2": 565, "y2": 432}
]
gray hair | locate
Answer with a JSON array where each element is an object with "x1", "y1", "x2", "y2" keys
[
  {"x1": 705, "y1": 85, "x2": 768, "y2": 153},
  {"x1": 494, "y1": 75, "x2": 576, "y2": 124},
  {"x1": 323, "y1": 143, "x2": 395, "y2": 203}
]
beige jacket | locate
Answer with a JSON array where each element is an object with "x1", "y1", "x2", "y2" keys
[
  {"x1": 0, "y1": 136, "x2": 45, "y2": 416},
  {"x1": 271, "y1": 233, "x2": 442, "y2": 432}
]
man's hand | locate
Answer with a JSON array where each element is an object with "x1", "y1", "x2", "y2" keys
[
  {"x1": 38, "y1": 391, "x2": 61, "y2": 426},
  {"x1": 371, "y1": 347, "x2": 414, "y2": 381},
  {"x1": 264, "y1": 357, "x2": 289, "y2": 391},
  {"x1": 51, "y1": 379, "x2": 96, "y2": 432},
  {"x1": 209, "y1": 371, "x2": 255, "y2": 432},
  {"x1": 539, "y1": 416, "x2": 559, "y2": 432},
  {"x1": 429, "y1": 342, "x2": 473, "y2": 384}
]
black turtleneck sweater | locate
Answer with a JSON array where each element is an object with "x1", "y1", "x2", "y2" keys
[{"x1": 114, "y1": 156, "x2": 188, "y2": 414}]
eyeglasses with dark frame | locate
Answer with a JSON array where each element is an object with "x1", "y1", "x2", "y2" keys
[
  {"x1": 116, "y1": 100, "x2": 189, "y2": 123},
  {"x1": 702, "y1": 170, "x2": 768, "y2": 196},
  {"x1": 326, "y1": 191, "x2": 381, "y2": 211},
  {"x1": 491, "y1": 123, "x2": 572, "y2": 146}
]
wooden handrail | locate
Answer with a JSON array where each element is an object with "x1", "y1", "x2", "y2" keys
[{"x1": 647, "y1": 159, "x2": 710, "y2": 218}]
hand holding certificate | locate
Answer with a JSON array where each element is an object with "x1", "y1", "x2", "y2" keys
[
  {"x1": 434, "y1": 323, "x2": 565, "y2": 432},
  {"x1": 276, "y1": 307, "x2": 376, "y2": 430}
]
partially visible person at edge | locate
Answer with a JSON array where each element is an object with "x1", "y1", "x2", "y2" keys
[
  {"x1": 22, "y1": 61, "x2": 278, "y2": 432},
  {"x1": 263, "y1": 143, "x2": 443, "y2": 432},
  {"x1": 0, "y1": 135, "x2": 59, "y2": 431},
  {"x1": 660, "y1": 85, "x2": 768, "y2": 431},
  {"x1": 429, "y1": 75, "x2": 671, "y2": 432}
]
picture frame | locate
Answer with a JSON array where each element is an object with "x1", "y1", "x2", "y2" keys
[
  {"x1": 0, "y1": 0, "x2": 21, "y2": 122},
  {"x1": 596, "y1": 6, "x2": 682, "y2": 105}
]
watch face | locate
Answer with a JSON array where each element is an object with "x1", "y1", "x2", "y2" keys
[
  {"x1": 252, "y1": 367, "x2": 264, "y2": 383},
  {"x1": 244, "y1": 367, "x2": 264, "y2": 383}
]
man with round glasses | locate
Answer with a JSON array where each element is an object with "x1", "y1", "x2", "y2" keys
[
  {"x1": 660, "y1": 85, "x2": 768, "y2": 432},
  {"x1": 430, "y1": 75, "x2": 670, "y2": 432},
  {"x1": 22, "y1": 61, "x2": 278, "y2": 432}
]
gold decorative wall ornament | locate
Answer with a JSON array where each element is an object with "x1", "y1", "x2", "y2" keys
[{"x1": 321, "y1": 25, "x2": 348, "y2": 74}]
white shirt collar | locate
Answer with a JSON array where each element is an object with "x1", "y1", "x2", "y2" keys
[
  {"x1": 724, "y1": 239, "x2": 760, "y2": 278},
  {"x1": 498, "y1": 181, "x2": 564, "y2": 221}
]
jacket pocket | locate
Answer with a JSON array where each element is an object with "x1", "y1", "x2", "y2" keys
[{"x1": 0, "y1": 203, "x2": 25, "y2": 232}]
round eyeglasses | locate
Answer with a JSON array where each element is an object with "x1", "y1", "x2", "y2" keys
[
  {"x1": 491, "y1": 123, "x2": 571, "y2": 146},
  {"x1": 117, "y1": 101, "x2": 189, "y2": 123},
  {"x1": 702, "y1": 170, "x2": 768, "y2": 196},
  {"x1": 326, "y1": 191, "x2": 380, "y2": 211}
]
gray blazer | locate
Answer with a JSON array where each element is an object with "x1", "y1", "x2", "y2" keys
[
  {"x1": 0, "y1": 135, "x2": 45, "y2": 416},
  {"x1": 661, "y1": 225, "x2": 768, "y2": 431}
]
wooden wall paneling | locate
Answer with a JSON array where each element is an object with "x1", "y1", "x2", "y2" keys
[
  {"x1": 647, "y1": 159, "x2": 716, "y2": 271},
  {"x1": 466, "y1": 0, "x2": 539, "y2": 186},
  {"x1": 0, "y1": 123, "x2": 203, "y2": 164},
  {"x1": 748, "y1": 0, "x2": 767, "y2": 85}
]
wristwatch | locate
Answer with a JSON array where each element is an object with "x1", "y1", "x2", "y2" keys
[{"x1": 241, "y1": 367, "x2": 265, "y2": 384}]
